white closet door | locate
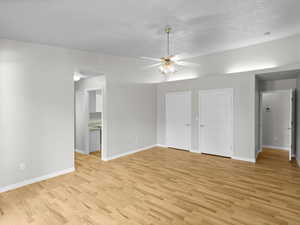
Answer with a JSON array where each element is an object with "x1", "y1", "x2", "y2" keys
[
  {"x1": 199, "y1": 89, "x2": 233, "y2": 157},
  {"x1": 166, "y1": 91, "x2": 191, "y2": 151}
]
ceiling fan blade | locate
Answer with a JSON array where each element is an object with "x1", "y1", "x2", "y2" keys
[
  {"x1": 175, "y1": 61, "x2": 200, "y2": 67},
  {"x1": 170, "y1": 54, "x2": 183, "y2": 61},
  {"x1": 140, "y1": 56, "x2": 162, "y2": 62},
  {"x1": 172, "y1": 53, "x2": 201, "y2": 61},
  {"x1": 143, "y1": 63, "x2": 161, "y2": 69}
]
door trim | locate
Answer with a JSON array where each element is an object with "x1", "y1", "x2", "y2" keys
[
  {"x1": 289, "y1": 89, "x2": 296, "y2": 160},
  {"x1": 165, "y1": 91, "x2": 192, "y2": 151},
  {"x1": 198, "y1": 88, "x2": 234, "y2": 157}
]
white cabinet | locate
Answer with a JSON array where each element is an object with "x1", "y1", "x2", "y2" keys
[
  {"x1": 96, "y1": 91, "x2": 102, "y2": 112},
  {"x1": 89, "y1": 129, "x2": 101, "y2": 152},
  {"x1": 89, "y1": 90, "x2": 102, "y2": 113}
]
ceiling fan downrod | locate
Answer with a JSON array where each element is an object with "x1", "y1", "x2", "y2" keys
[{"x1": 165, "y1": 26, "x2": 172, "y2": 56}]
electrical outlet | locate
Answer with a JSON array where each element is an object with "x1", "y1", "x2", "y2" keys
[{"x1": 19, "y1": 162, "x2": 26, "y2": 171}]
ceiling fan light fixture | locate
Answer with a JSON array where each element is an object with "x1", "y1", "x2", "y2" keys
[
  {"x1": 74, "y1": 72, "x2": 82, "y2": 81},
  {"x1": 141, "y1": 26, "x2": 200, "y2": 77},
  {"x1": 159, "y1": 63, "x2": 176, "y2": 74},
  {"x1": 158, "y1": 26, "x2": 178, "y2": 75}
]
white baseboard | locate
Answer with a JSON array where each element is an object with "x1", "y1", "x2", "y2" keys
[
  {"x1": 256, "y1": 149, "x2": 261, "y2": 160},
  {"x1": 103, "y1": 144, "x2": 157, "y2": 161},
  {"x1": 75, "y1": 149, "x2": 86, "y2": 154},
  {"x1": 0, "y1": 167, "x2": 75, "y2": 193},
  {"x1": 232, "y1": 156, "x2": 256, "y2": 163},
  {"x1": 190, "y1": 149, "x2": 199, "y2": 153},
  {"x1": 156, "y1": 144, "x2": 196, "y2": 152},
  {"x1": 262, "y1": 145, "x2": 290, "y2": 151},
  {"x1": 158, "y1": 145, "x2": 256, "y2": 162},
  {"x1": 156, "y1": 144, "x2": 168, "y2": 148}
]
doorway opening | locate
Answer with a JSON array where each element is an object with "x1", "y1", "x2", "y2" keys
[
  {"x1": 74, "y1": 72, "x2": 106, "y2": 160},
  {"x1": 256, "y1": 69, "x2": 300, "y2": 163},
  {"x1": 260, "y1": 90, "x2": 295, "y2": 161}
]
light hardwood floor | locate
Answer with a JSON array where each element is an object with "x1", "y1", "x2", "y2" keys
[
  {"x1": 90, "y1": 150, "x2": 101, "y2": 159},
  {"x1": 0, "y1": 147, "x2": 300, "y2": 225}
]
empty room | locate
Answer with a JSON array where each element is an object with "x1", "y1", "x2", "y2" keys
[{"x1": 0, "y1": 1, "x2": 300, "y2": 225}]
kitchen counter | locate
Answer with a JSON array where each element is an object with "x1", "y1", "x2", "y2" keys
[{"x1": 88, "y1": 119, "x2": 102, "y2": 131}]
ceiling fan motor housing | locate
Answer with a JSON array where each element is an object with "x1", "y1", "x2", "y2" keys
[{"x1": 165, "y1": 26, "x2": 172, "y2": 33}]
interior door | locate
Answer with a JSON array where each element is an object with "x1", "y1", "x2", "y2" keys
[
  {"x1": 199, "y1": 89, "x2": 233, "y2": 157},
  {"x1": 166, "y1": 91, "x2": 191, "y2": 151},
  {"x1": 289, "y1": 89, "x2": 295, "y2": 161}
]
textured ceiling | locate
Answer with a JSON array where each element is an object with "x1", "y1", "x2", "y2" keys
[{"x1": 0, "y1": 0, "x2": 300, "y2": 58}]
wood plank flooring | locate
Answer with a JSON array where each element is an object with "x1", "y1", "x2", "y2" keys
[
  {"x1": 90, "y1": 151, "x2": 101, "y2": 159},
  {"x1": 0, "y1": 147, "x2": 300, "y2": 225}
]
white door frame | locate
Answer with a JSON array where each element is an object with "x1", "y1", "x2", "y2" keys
[
  {"x1": 198, "y1": 88, "x2": 234, "y2": 157},
  {"x1": 259, "y1": 89, "x2": 295, "y2": 160},
  {"x1": 289, "y1": 89, "x2": 296, "y2": 160},
  {"x1": 165, "y1": 91, "x2": 192, "y2": 151}
]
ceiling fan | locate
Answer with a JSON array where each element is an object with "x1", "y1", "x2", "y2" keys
[{"x1": 141, "y1": 26, "x2": 199, "y2": 75}]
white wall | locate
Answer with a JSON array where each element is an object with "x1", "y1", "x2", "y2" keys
[
  {"x1": 0, "y1": 40, "x2": 75, "y2": 188},
  {"x1": 87, "y1": 86, "x2": 103, "y2": 113},
  {"x1": 106, "y1": 82, "x2": 157, "y2": 159},
  {"x1": 261, "y1": 92, "x2": 291, "y2": 149},
  {"x1": 0, "y1": 39, "x2": 158, "y2": 189},
  {"x1": 95, "y1": 90, "x2": 102, "y2": 113},
  {"x1": 89, "y1": 91, "x2": 97, "y2": 113},
  {"x1": 157, "y1": 73, "x2": 256, "y2": 161}
]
